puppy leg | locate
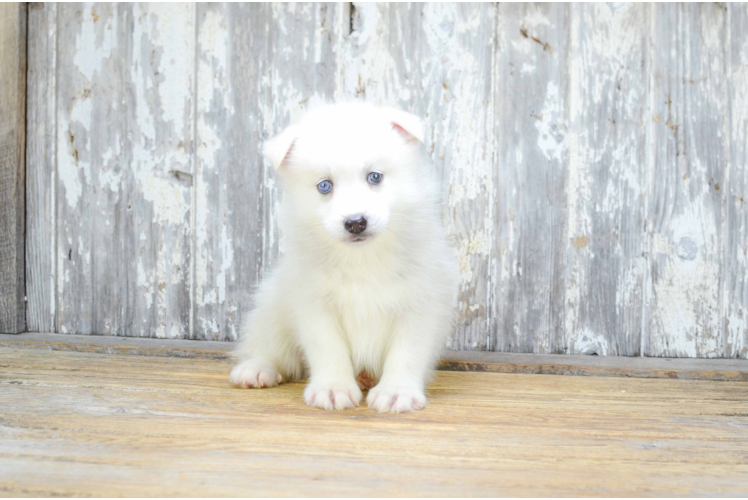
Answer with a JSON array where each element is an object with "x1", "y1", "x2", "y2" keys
[
  {"x1": 230, "y1": 293, "x2": 302, "y2": 389},
  {"x1": 297, "y1": 307, "x2": 362, "y2": 410},
  {"x1": 367, "y1": 312, "x2": 445, "y2": 413}
]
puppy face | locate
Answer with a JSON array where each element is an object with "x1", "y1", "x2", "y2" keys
[{"x1": 265, "y1": 104, "x2": 428, "y2": 245}]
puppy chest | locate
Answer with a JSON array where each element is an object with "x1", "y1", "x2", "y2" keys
[{"x1": 327, "y1": 275, "x2": 408, "y2": 318}]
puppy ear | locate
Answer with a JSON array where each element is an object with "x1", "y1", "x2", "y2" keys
[
  {"x1": 387, "y1": 108, "x2": 424, "y2": 143},
  {"x1": 263, "y1": 125, "x2": 299, "y2": 169}
]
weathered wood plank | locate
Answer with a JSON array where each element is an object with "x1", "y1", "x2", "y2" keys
[
  {"x1": 2, "y1": 347, "x2": 748, "y2": 496},
  {"x1": 193, "y1": 3, "x2": 343, "y2": 340},
  {"x1": 724, "y1": 4, "x2": 748, "y2": 359},
  {"x1": 55, "y1": 3, "x2": 126, "y2": 335},
  {"x1": 344, "y1": 3, "x2": 497, "y2": 350},
  {"x1": 563, "y1": 4, "x2": 649, "y2": 355},
  {"x1": 492, "y1": 4, "x2": 569, "y2": 353},
  {"x1": 0, "y1": 2, "x2": 27, "y2": 334},
  {"x1": 646, "y1": 4, "x2": 729, "y2": 357},
  {"x1": 26, "y1": 2, "x2": 57, "y2": 333},
  {"x1": 55, "y1": 3, "x2": 194, "y2": 338},
  {"x1": 124, "y1": 3, "x2": 195, "y2": 339}
]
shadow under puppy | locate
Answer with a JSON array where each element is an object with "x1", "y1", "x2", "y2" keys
[{"x1": 230, "y1": 102, "x2": 458, "y2": 413}]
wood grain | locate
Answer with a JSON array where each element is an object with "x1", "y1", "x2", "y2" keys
[
  {"x1": 25, "y1": 2, "x2": 56, "y2": 334},
  {"x1": 647, "y1": 4, "x2": 729, "y2": 357},
  {"x1": 0, "y1": 2, "x2": 26, "y2": 334},
  {"x1": 1, "y1": 347, "x2": 747, "y2": 496},
  {"x1": 55, "y1": 2, "x2": 125, "y2": 335},
  {"x1": 563, "y1": 4, "x2": 649, "y2": 356},
  {"x1": 724, "y1": 3, "x2": 748, "y2": 359},
  {"x1": 493, "y1": 4, "x2": 569, "y2": 354}
]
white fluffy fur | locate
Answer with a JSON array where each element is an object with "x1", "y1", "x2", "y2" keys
[{"x1": 230, "y1": 102, "x2": 458, "y2": 413}]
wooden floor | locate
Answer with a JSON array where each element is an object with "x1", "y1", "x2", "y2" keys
[{"x1": 1, "y1": 347, "x2": 747, "y2": 497}]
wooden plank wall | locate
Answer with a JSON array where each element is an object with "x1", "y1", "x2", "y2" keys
[
  {"x1": 193, "y1": 3, "x2": 344, "y2": 340},
  {"x1": 0, "y1": 2, "x2": 27, "y2": 334},
  {"x1": 24, "y1": 3, "x2": 748, "y2": 357}
]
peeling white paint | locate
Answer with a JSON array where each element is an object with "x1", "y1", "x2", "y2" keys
[
  {"x1": 563, "y1": 4, "x2": 649, "y2": 355},
  {"x1": 32, "y1": 3, "x2": 747, "y2": 354},
  {"x1": 98, "y1": 166, "x2": 121, "y2": 193},
  {"x1": 140, "y1": 176, "x2": 189, "y2": 226},
  {"x1": 195, "y1": 6, "x2": 230, "y2": 329},
  {"x1": 73, "y1": 3, "x2": 117, "y2": 82},
  {"x1": 456, "y1": 229, "x2": 490, "y2": 284},
  {"x1": 572, "y1": 327, "x2": 610, "y2": 356},
  {"x1": 535, "y1": 82, "x2": 567, "y2": 163},
  {"x1": 153, "y1": 4, "x2": 194, "y2": 131},
  {"x1": 137, "y1": 260, "x2": 154, "y2": 310},
  {"x1": 58, "y1": 96, "x2": 93, "y2": 208},
  {"x1": 215, "y1": 224, "x2": 234, "y2": 305},
  {"x1": 650, "y1": 203, "x2": 722, "y2": 358}
]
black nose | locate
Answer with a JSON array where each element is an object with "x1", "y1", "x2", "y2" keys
[{"x1": 344, "y1": 215, "x2": 367, "y2": 235}]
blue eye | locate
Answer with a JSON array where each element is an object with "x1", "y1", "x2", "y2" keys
[
  {"x1": 317, "y1": 180, "x2": 333, "y2": 194},
  {"x1": 367, "y1": 172, "x2": 383, "y2": 185}
]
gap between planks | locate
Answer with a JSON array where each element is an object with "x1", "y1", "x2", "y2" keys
[{"x1": 0, "y1": 332, "x2": 746, "y2": 382}]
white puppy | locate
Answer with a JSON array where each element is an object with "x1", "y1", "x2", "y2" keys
[{"x1": 230, "y1": 102, "x2": 458, "y2": 413}]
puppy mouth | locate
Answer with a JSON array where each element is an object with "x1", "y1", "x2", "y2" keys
[{"x1": 347, "y1": 232, "x2": 375, "y2": 243}]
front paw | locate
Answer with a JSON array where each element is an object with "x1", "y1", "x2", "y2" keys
[
  {"x1": 303, "y1": 380, "x2": 363, "y2": 410},
  {"x1": 230, "y1": 359, "x2": 282, "y2": 388},
  {"x1": 366, "y1": 384, "x2": 427, "y2": 413}
]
